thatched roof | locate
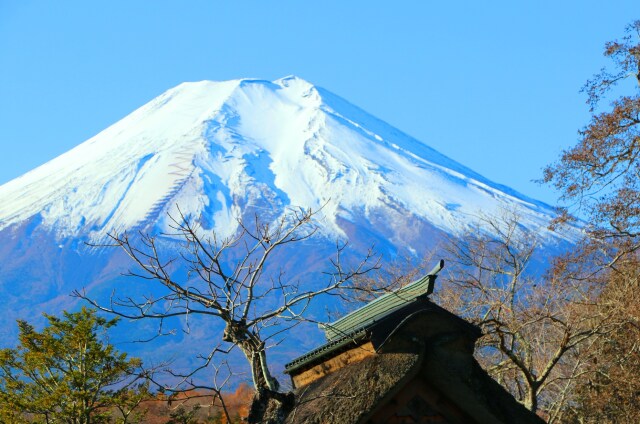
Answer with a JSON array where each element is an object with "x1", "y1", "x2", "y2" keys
[
  {"x1": 281, "y1": 262, "x2": 545, "y2": 424},
  {"x1": 285, "y1": 352, "x2": 422, "y2": 424},
  {"x1": 284, "y1": 298, "x2": 545, "y2": 424}
]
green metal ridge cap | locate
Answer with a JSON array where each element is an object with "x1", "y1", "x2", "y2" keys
[
  {"x1": 321, "y1": 275, "x2": 429, "y2": 329},
  {"x1": 320, "y1": 260, "x2": 444, "y2": 341},
  {"x1": 285, "y1": 296, "x2": 442, "y2": 376}
]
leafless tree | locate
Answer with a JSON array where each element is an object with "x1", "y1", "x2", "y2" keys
[
  {"x1": 75, "y1": 207, "x2": 377, "y2": 423},
  {"x1": 351, "y1": 209, "x2": 611, "y2": 420},
  {"x1": 436, "y1": 210, "x2": 612, "y2": 419}
]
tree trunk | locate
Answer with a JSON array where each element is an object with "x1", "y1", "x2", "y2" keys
[
  {"x1": 223, "y1": 321, "x2": 294, "y2": 423},
  {"x1": 247, "y1": 388, "x2": 295, "y2": 424},
  {"x1": 237, "y1": 339, "x2": 295, "y2": 423}
]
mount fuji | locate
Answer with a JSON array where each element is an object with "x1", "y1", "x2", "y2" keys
[{"x1": 0, "y1": 76, "x2": 576, "y2": 363}]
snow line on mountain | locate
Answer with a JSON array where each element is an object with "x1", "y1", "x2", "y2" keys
[{"x1": 0, "y1": 76, "x2": 578, "y2": 246}]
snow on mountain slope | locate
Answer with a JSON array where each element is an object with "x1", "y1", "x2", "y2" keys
[
  {"x1": 0, "y1": 76, "x2": 582, "y2": 376},
  {"x1": 0, "y1": 76, "x2": 575, "y2": 245}
]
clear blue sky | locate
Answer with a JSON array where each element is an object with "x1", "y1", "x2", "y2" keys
[{"x1": 0, "y1": 1, "x2": 638, "y2": 205}]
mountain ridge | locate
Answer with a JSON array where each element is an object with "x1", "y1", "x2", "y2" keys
[
  {"x1": 0, "y1": 75, "x2": 579, "y2": 372},
  {"x1": 0, "y1": 76, "x2": 573, "y2": 245}
]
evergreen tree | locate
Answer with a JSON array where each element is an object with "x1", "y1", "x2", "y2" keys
[{"x1": 0, "y1": 308, "x2": 146, "y2": 423}]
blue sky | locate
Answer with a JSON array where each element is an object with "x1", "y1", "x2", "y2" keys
[{"x1": 0, "y1": 1, "x2": 638, "y2": 205}]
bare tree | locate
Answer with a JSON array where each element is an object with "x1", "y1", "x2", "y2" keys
[
  {"x1": 350, "y1": 209, "x2": 609, "y2": 420},
  {"x1": 436, "y1": 210, "x2": 611, "y2": 419},
  {"x1": 75, "y1": 207, "x2": 377, "y2": 423}
]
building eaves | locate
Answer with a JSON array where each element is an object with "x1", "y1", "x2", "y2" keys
[{"x1": 284, "y1": 328, "x2": 368, "y2": 375}]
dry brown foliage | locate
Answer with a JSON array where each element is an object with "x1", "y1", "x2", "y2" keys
[
  {"x1": 135, "y1": 384, "x2": 253, "y2": 423},
  {"x1": 543, "y1": 20, "x2": 640, "y2": 257},
  {"x1": 562, "y1": 255, "x2": 640, "y2": 423},
  {"x1": 541, "y1": 20, "x2": 640, "y2": 422}
]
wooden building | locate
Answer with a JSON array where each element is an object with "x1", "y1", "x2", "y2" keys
[{"x1": 282, "y1": 261, "x2": 544, "y2": 424}]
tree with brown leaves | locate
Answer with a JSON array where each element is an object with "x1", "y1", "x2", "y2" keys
[
  {"x1": 543, "y1": 20, "x2": 640, "y2": 259},
  {"x1": 563, "y1": 255, "x2": 640, "y2": 423},
  {"x1": 542, "y1": 20, "x2": 640, "y2": 422}
]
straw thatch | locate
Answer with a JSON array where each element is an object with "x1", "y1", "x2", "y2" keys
[
  {"x1": 286, "y1": 352, "x2": 421, "y2": 424},
  {"x1": 284, "y1": 299, "x2": 545, "y2": 424}
]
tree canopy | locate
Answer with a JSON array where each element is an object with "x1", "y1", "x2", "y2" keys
[
  {"x1": 543, "y1": 20, "x2": 640, "y2": 253},
  {"x1": 0, "y1": 308, "x2": 146, "y2": 424},
  {"x1": 542, "y1": 19, "x2": 640, "y2": 423}
]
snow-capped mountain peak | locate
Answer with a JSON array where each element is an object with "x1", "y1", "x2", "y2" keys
[
  {"x1": 0, "y1": 76, "x2": 570, "y2": 246},
  {"x1": 0, "y1": 76, "x2": 580, "y2": 369}
]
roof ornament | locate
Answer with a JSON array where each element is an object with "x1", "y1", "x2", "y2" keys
[{"x1": 425, "y1": 259, "x2": 445, "y2": 296}]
